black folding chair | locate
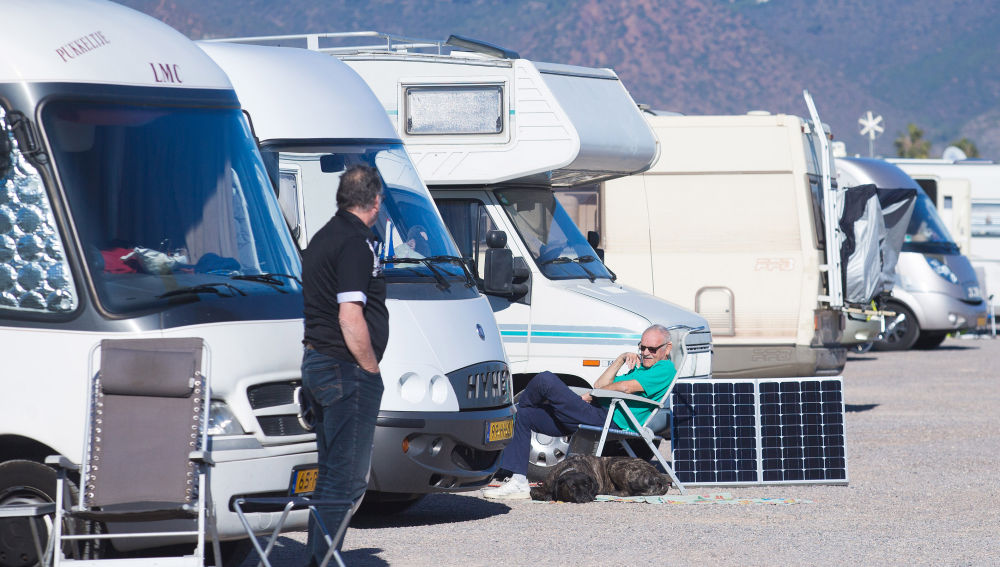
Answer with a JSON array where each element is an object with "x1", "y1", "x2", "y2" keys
[{"x1": 233, "y1": 496, "x2": 355, "y2": 567}]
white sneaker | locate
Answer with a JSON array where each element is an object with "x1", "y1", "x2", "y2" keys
[{"x1": 482, "y1": 475, "x2": 530, "y2": 500}]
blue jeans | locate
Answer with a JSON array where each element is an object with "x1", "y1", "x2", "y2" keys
[
  {"x1": 498, "y1": 371, "x2": 609, "y2": 476},
  {"x1": 301, "y1": 348, "x2": 384, "y2": 561}
]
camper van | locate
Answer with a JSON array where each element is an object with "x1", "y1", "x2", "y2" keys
[
  {"x1": 214, "y1": 32, "x2": 714, "y2": 478},
  {"x1": 0, "y1": 1, "x2": 318, "y2": 560},
  {"x1": 602, "y1": 112, "x2": 846, "y2": 378},
  {"x1": 836, "y1": 157, "x2": 984, "y2": 349},
  {"x1": 889, "y1": 158, "x2": 1000, "y2": 327},
  {"x1": 199, "y1": 42, "x2": 514, "y2": 505}
]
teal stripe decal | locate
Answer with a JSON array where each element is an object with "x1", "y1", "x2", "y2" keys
[
  {"x1": 500, "y1": 330, "x2": 640, "y2": 340},
  {"x1": 388, "y1": 110, "x2": 398, "y2": 115}
]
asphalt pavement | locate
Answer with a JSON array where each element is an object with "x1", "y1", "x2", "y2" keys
[{"x1": 241, "y1": 336, "x2": 1000, "y2": 566}]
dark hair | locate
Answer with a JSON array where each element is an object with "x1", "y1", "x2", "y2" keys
[{"x1": 336, "y1": 165, "x2": 382, "y2": 211}]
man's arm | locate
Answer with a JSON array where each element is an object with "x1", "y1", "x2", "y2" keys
[
  {"x1": 340, "y1": 302, "x2": 379, "y2": 374},
  {"x1": 597, "y1": 379, "x2": 643, "y2": 394},
  {"x1": 593, "y1": 352, "x2": 640, "y2": 389}
]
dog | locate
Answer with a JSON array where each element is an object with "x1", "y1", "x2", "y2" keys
[{"x1": 529, "y1": 455, "x2": 671, "y2": 503}]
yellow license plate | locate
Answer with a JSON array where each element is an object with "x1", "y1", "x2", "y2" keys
[
  {"x1": 978, "y1": 316, "x2": 987, "y2": 328},
  {"x1": 486, "y1": 417, "x2": 514, "y2": 443},
  {"x1": 289, "y1": 466, "x2": 318, "y2": 495}
]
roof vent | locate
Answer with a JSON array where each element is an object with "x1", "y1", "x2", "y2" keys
[{"x1": 445, "y1": 35, "x2": 519, "y2": 59}]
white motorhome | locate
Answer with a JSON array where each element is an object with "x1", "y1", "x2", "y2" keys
[
  {"x1": 837, "y1": 158, "x2": 985, "y2": 349},
  {"x1": 199, "y1": 42, "x2": 514, "y2": 507},
  {"x1": 889, "y1": 158, "x2": 1000, "y2": 324},
  {"x1": 0, "y1": 1, "x2": 320, "y2": 561},
  {"x1": 215, "y1": 32, "x2": 713, "y2": 478},
  {"x1": 602, "y1": 111, "x2": 846, "y2": 378}
]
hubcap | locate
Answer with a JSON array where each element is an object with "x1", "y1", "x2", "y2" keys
[{"x1": 528, "y1": 432, "x2": 570, "y2": 469}]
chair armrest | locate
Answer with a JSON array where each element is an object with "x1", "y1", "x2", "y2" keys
[
  {"x1": 587, "y1": 389, "x2": 663, "y2": 408},
  {"x1": 45, "y1": 455, "x2": 79, "y2": 471},
  {"x1": 568, "y1": 386, "x2": 593, "y2": 396},
  {"x1": 189, "y1": 451, "x2": 215, "y2": 466}
]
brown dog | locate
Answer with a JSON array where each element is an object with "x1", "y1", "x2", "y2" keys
[{"x1": 530, "y1": 455, "x2": 671, "y2": 503}]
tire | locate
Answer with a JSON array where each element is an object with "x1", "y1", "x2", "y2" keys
[
  {"x1": 210, "y1": 540, "x2": 252, "y2": 567},
  {"x1": 874, "y1": 302, "x2": 919, "y2": 351},
  {"x1": 914, "y1": 331, "x2": 948, "y2": 350},
  {"x1": 0, "y1": 460, "x2": 80, "y2": 567},
  {"x1": 356, "y1": 492, "x2": 424, "y2": 516}
]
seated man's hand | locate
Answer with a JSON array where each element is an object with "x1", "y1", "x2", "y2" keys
[
  {"x1": 580, "y1": 392, "x2": 593, "y2": 404},
  {"x1": 619, "y1": 352, "x2": 640, "y2": 370}
]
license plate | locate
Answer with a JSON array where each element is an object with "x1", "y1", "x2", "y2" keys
[
  {"x1": 486, "y1": 417, "x2": 514, "y2": 443},
  {"x1": 978, "y1": 316, "x2": 987, "y2": 328},
  {"x1": 289, "y1": 465, "x2": 318, "y2": 496}
]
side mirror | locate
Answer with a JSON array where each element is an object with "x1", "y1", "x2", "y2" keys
[
  {"x1": 587, "y1": 230, "x2": 605, "y2": 262},
  {"x1": 482, "y1": 230, "x2": 514, "y2": 296}
]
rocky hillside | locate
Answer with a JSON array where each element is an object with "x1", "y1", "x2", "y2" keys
[{"x1": 121, "y1": 0, "x2": 1000, "y2": 158}]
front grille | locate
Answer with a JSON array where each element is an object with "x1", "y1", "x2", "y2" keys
[
  {"x1": 452, "y1": 445, "x2": 501, "y2": 471},
  {"x1": 447, "y1": 361, "x2": 512, "y2": 410},
  {"x1": 686, "y1": 343, "x2": 712, "y2": 354},
  {"x1": 247, "y1": 381, "x2": 300, "y2": 409},
  {"x1": 258, "y1": 415, "x2": 310, "y2": 437},
  {"x1": 246, "y1": 380, "x2": 308, "y2": 438}
]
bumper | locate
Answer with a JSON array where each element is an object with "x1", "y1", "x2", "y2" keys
[
  {"x1": 909, "y1": 292, "x2": 987, "y2": 332},
  {"x1": 843, "y1": 316, "x2": 881, "y2": 345},
  {"x1": 712, "y1": 344, "x2": 846, "y2": 378},
  {"x1": 209, "y1": 440, "x2": 317, "y2": 538},
  {"x1": 369, "y1": 405, "x2": 515, "y2": 493}
]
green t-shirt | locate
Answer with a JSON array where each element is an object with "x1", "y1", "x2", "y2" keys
[{"x1": 600, "y1": 359, "x2": 677, "y2": 431}]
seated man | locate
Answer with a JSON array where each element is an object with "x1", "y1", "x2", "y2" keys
[{"x1": 483, "y1": 323, "x2": 677, "y2": 500}]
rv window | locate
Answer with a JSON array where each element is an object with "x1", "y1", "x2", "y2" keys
[
  {"x1": 916, "y1": 179, "x2": 938, "y2": 204},
  {"x1": 44, "y1": 99, "x2": 301, "y2": 315},
  {"x1": 0, "y1": 106, "x2": 78, "y2": 314},
  {"x1": 277, "y1": 169, "x2": 302, "y2": 236},
  {"x1": 972, "y1": 203, "x2": 1000, "y2": 237},
  {"x1": 807, "y1": 175, "x2": 826, "y2": 249},
  {"x1": 405, "y1": 85, "x2": 503, "y2": 135},
  {"x1": 436, "y1": 199, "x2": 498, "y2": 279}
]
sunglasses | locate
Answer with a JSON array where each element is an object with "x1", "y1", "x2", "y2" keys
[{"x1": 638, "y1": 342, "x2": 669, "y2": 353}]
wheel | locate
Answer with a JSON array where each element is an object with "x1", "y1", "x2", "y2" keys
[
  {"x1": 526, "y1": 432, "x2": 571, "y2": 482},
  {"x1": 0, "y1": 460, "x2": 80, "y2": 567},
  {"x1": 874, "y1": 302, "x2": 919, "y2": 351},
  {"x1": 914, "y1": 331, "x2": 948, "y2": 350},
  {"x1": 356, "y1": 492, "x2": 424, "y2": 516}
]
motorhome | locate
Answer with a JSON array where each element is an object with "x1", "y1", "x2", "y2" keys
[
  {"x1": 602, "y1": 111, "x2": 846, "y2": 378},
  {"x1": 199, "y1": 42, "x2": 514, "y2": 506},
  {"x1": 889, "y1": 158, "x2": 1000, "y2": 325},
  {"x1": 0, "y1": 1, "x2": 321, "y2": 561},
  {"x1": 215, "y1": 32, "x2": 714, "y2": 479}
]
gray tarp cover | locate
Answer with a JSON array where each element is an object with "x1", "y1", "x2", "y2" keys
[{"x1": 839, "y1": 185, "x2": 916, "y2": 305}]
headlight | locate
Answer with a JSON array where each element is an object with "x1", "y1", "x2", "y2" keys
[
  {"x1": 207, "y1": 401, "x2": 246, "y2": 436},
  {"x1": 925, "y1": 257, "x2": 959, "y2": 284}
]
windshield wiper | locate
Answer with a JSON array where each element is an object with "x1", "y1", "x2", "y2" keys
[
  {"x1": 157, "y1": 282, "x2": 247, "y2": 300},
  {"x1": 423, "y1": 255, "x2": 477, "y2": 288},
  {"x1": 540, "y1": 256, "x2": 597, "y2": 282},
  {"x1": 382, "y1": 257, "x2": 451, "y2": 290},
  {"x1": 230, "y1": 272, "x2": 302, "y2": 292}
]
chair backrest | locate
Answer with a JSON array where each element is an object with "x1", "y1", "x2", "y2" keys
[{"x1": 82, "y1": 338, "x2": 207, "y2": 511}]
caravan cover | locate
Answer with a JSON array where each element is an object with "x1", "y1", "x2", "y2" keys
[{"x1": 839, "y1": 185, "x2": 916, "y2": 304}]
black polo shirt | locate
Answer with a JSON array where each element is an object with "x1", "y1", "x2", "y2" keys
[{"x1": 302, "y1": 208, "x2": 389, "y2": 363}]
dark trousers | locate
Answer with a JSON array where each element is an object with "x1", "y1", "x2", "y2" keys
[
  {"x1": 301, "y1": 348, "x2": 384, "y2": 561},
  {"x1": 498, "y1": 371, "x2": 609, "y2": 476}
]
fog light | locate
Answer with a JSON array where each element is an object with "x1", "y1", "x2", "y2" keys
[{"x1": 948, "y1": 313, "x2": 958, "y2": 325}]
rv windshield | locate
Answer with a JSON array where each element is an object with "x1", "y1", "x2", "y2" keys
[
  {"x1": 43, "y1": 99, "x2": 301, "y2": 315},
  {"x1": 495, "y1": 187, "x2": 612, "y2": 281},
  {"x1": 903, "y1": 191, "x2": 959, "y2": 255},
  {"x1": 267, "y1": 144, "x2": 468, "y2": 285}
]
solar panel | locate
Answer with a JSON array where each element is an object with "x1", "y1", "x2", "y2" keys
[{"x1": 670, "y1": 377, "x2": 848, "y2": 486}]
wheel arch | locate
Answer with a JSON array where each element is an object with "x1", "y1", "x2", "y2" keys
[{"x1": 0, "y1": 434, "x2": 58, "y2": 465}]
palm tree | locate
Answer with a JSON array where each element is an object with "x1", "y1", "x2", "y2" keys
[
  {"x1": 894, "y1": 123, "x2": 931, "y2": 158},
  {"x1": 950, "y1": 137, "x2": 980, "y2": 158}
]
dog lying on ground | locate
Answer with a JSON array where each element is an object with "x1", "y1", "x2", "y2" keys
[{"x1": 530, "y1": 455, "x2": 671, "y2": 503}]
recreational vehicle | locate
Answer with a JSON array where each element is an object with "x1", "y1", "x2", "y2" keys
[
  {"x1": 215, "y1": 32, "x2": 714, "y2": 478},
  {"x1": 602, "y1": 112, "x2": 846, "y2": 378},
  {"x1": 0, "y1": 0, "x2": 318, "y2": 561},
  {"x1": 200, "y1": 42, "x2": 514, "y2": 505},
  {"x1": 889, "y1": 158, "x2": 1000, "y2": 325}
]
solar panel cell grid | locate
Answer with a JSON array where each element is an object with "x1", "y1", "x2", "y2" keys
[{"x1": 670, "y1": 378, "x2": 848, "y2": 486}]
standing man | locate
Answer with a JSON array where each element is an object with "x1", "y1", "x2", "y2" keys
[
  {"x1": 483, "y1": 324, "x2": 676, "y2": 500},
  {"x1": 301, "y1": 165, "x2": 388, "y2": 562}
]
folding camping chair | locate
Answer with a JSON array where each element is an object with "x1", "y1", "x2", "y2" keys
[
  {"x1": 572, "y1": 325, "x2": 704, "y2": 495},
  {"x1": 232, "y1": 495, "x2": 355, "y2": 567},
  {"x1": 47, "y1": 337, "x2": 220, "y2": 566}
]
